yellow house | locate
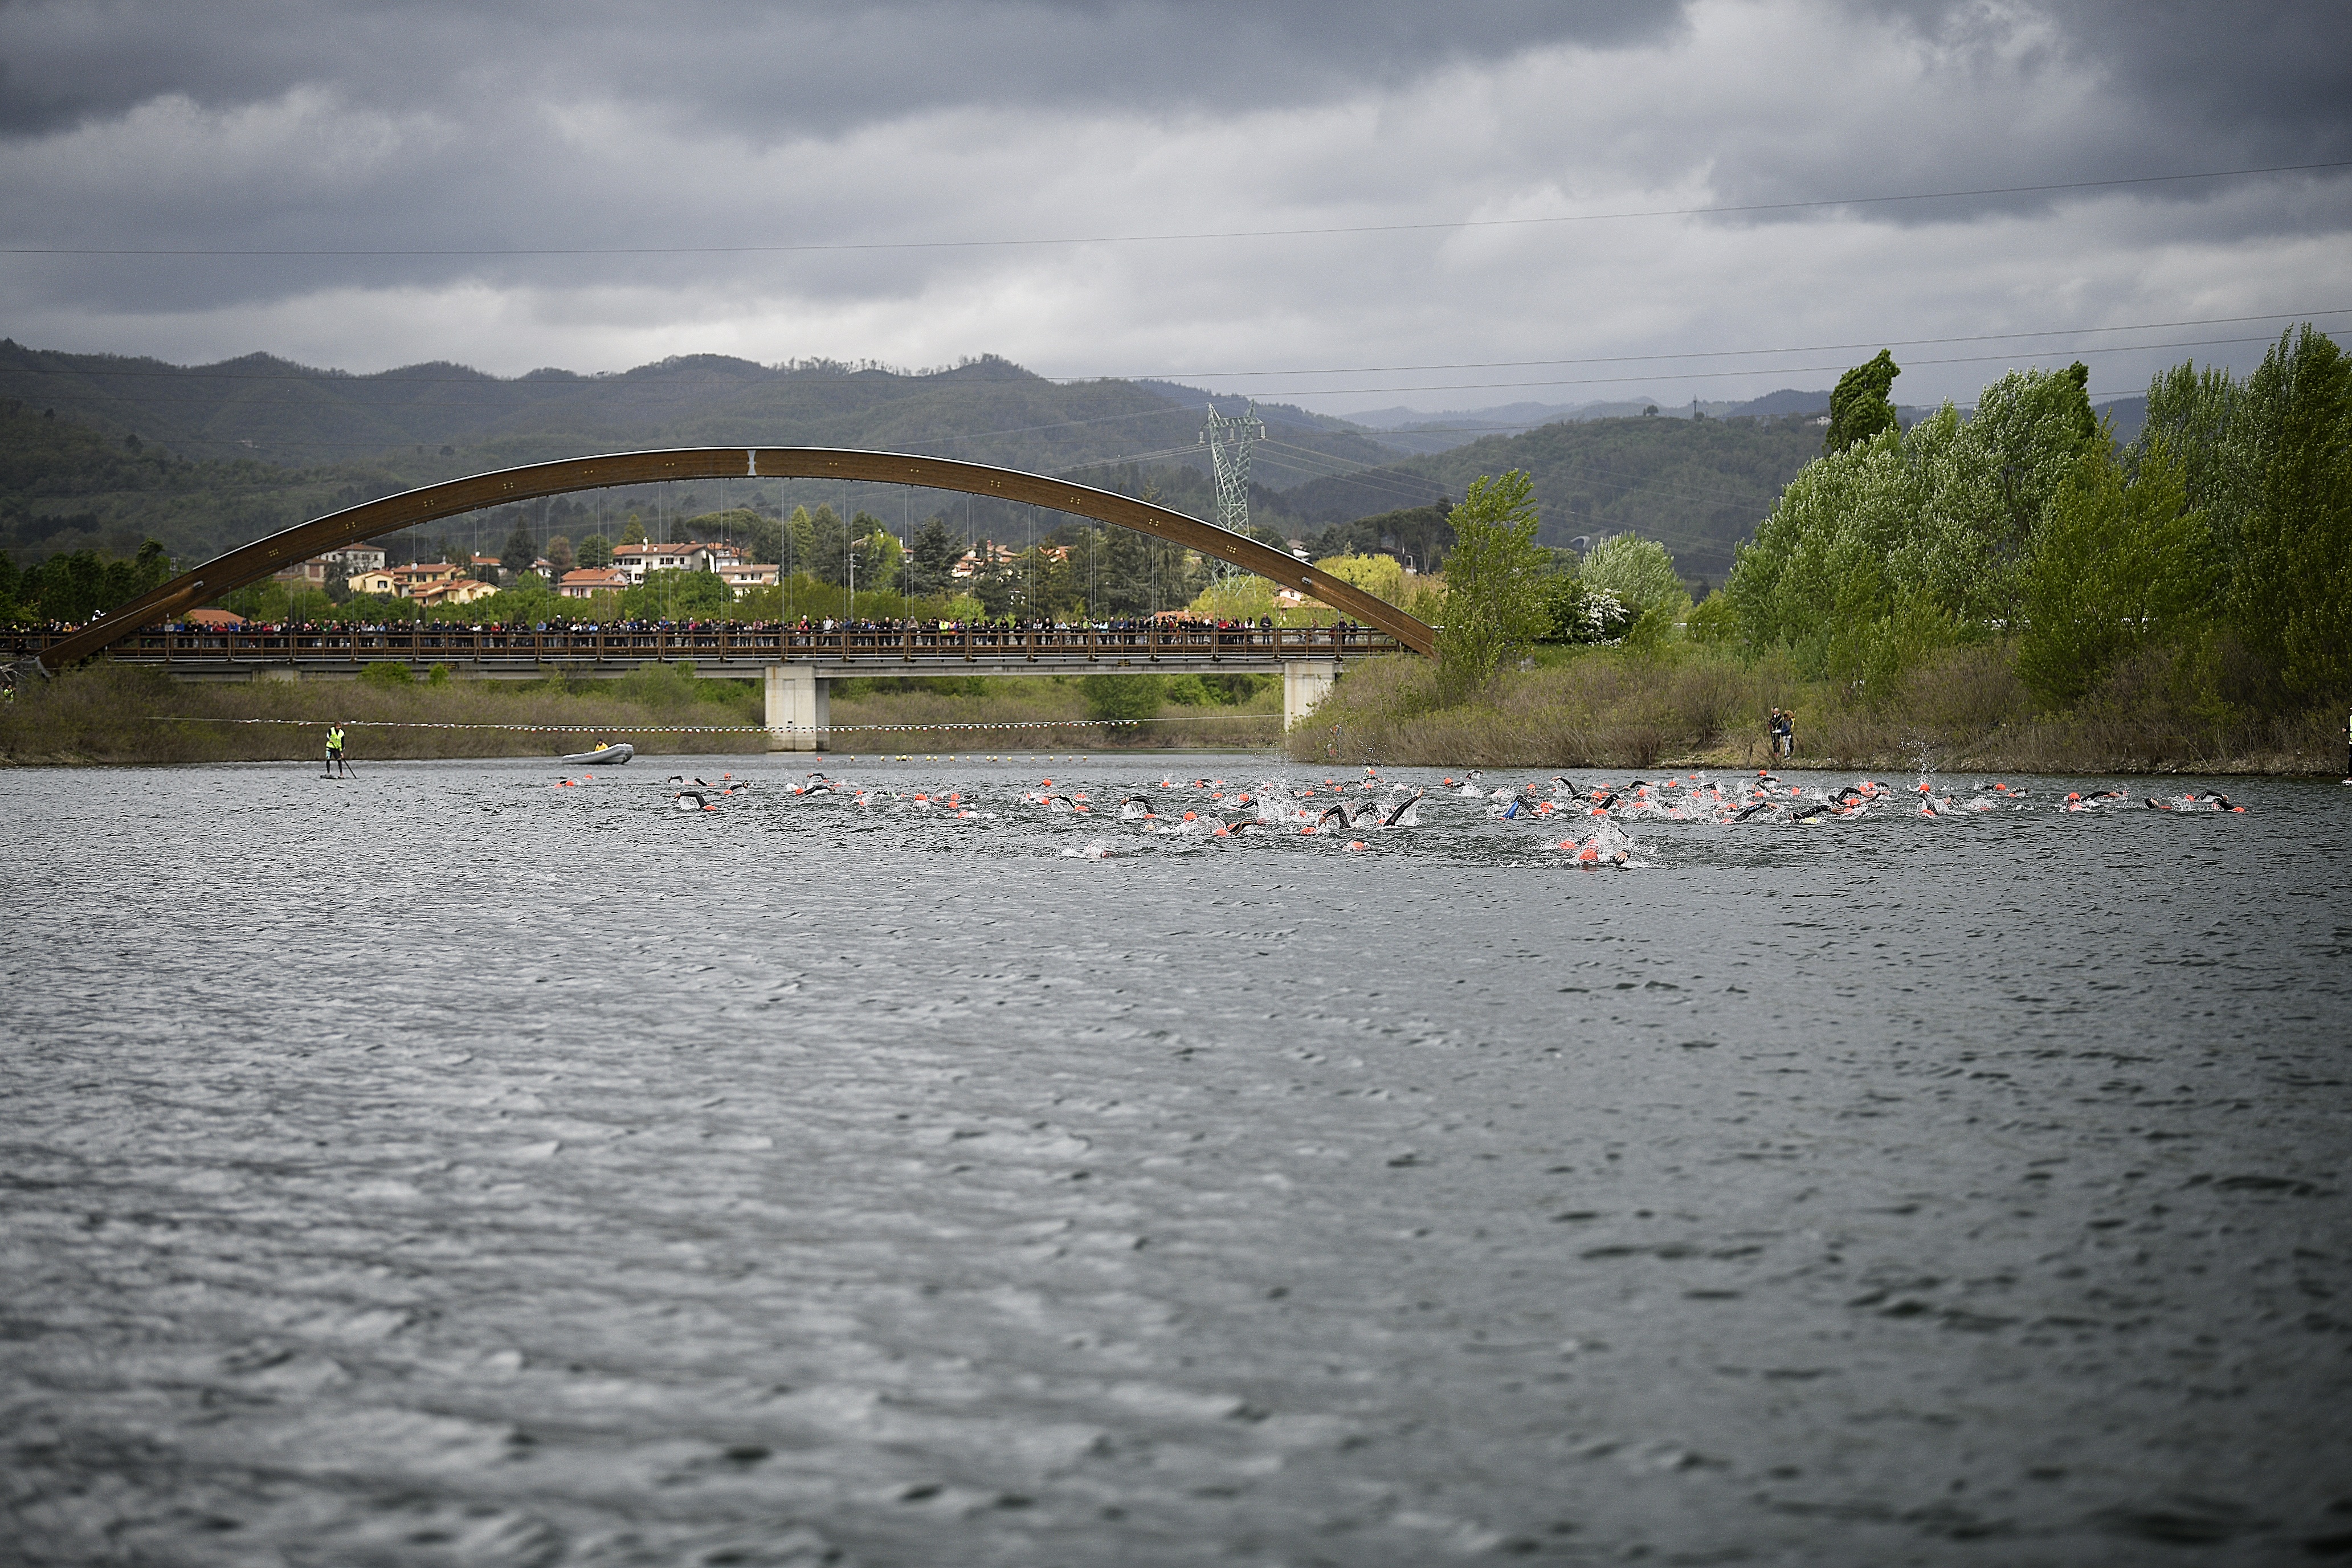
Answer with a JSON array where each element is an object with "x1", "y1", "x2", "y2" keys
[
  {"x1": 346, "y1": 568, "x2": 397, "y2": 596},
  {"x1": 410, "y1": 577, "x2": 498, "y2": 606}
]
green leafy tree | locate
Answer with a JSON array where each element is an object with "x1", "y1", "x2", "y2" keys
[
  {"x1": 619, "y1": 513, "x2": 647, "y2": 546},
  {"x1": 1537, "y1": 570, "x2": 1586, "y2": 642},
  {"x1": 2227, "y1": 325, "x2": 2352, "y2": 701},
  {"x1": 1684, "y1": 589, "x2": 1740, "y2": 644},
  {"x1": 904, "y1": 516, "x2": 959, "y2": 597},
  {"x1": 500, "y1": 521, "x2": 538, "y2": 579},
  {"x1": 544, "y1": 534, "x2": 576, "y2": 578},
  {"x1": 1080, "y1": 673, "x2": 1164, "y2": 726},
  {"x1": 1826, "y1": 350, "x2": 1901, "y2": 455},
  {"x1": 744, "y1": 513, "x2": 785, "y2": 569},
  {"x1": 619, "y1": 567, "x2": 734, "y2": 620},
  {"x1": 358, "y1": 660, "x2": 415, "y2": 691},
  {"x1": 805, "y1": 505, "x2": 851, "y2": 586},
  {"x1": 2016, "y1": 439, "x2": 2209, "y2": 706},
  {"x1": 855, "y1": 525, "x2": 903, "y2": 595},
  {"x1": 1435, "y1": 469, "x2": 1547, "y2": 703},
  {"x1": 577, "y1": 533, "x2": 613, "y2": 569},
  {"x1": 1580, "y1": 534, "x2": 1687, "y2": 620}
]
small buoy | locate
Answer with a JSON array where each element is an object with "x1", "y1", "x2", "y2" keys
[{"x1": 1345, "y1": 840, "x2": 1367, "y2": 852}]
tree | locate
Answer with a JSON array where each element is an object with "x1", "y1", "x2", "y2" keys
[
  {"x1": 619, "y1": 513, "x2": 647, "y2": 546},
  {"x1": 744, "y1": 513, "x2": 785, "y2": 569},
  {"x1": 500, "y1": 521, "x2": 538, "y2": 579},
  {"x1": 967, "y1": 544, "x2": 1017, "y2": 617},
  {"x1": 1684, "y1": 589, "x2": 1740, "y2": 644},
  {"x1": 805, "y1": 505, "x2": 850, "y2": 586},
  {"x1": 577, "y1": 533, "x2": 613, "y2": 569},
  {"x1": 1434, "y1": 469, "x2": 1548, "y2": 703},
  {"x1": 544, "y1": 534, "x2": 576, "y2": 577},
  {"x1": 2017, "y1": 439, "x2": 2208, "y2": 706},
  {"x1": 854, "y1": 523, "x2": 902, "y2": 595},
  {"x1": 1312, "y1": 552, "x2": 1407, "y2": 607},
  {"x1": 2229, "y1": 325, "x2": 2352, "y2": 701},
  {"x1": 904, "y1": 516, "x2": 959, "y2": 597},
  {"x1": 1080, "y1": 673, "x2": 1163, "y2": 726},
  {"x1": 1825, "y1": 350, "x2": 1900, "y2": 455},
  {"x1": 619, "y1": 567, "x2": 734, "y2": 620},
  {"x1": 1579, "y1": 534, "x2": 1685, "y2": 619},
  {"x1": 786, "y1": 506, "x2": 818, "y2": 573}
]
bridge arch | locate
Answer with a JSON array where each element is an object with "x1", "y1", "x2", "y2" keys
[{"x1": 34, "y1": 447, "x2": 1435, "y2": 674}]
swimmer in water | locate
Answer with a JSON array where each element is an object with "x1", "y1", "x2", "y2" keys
[{"x1": 1380, "y1": 790, "x2": 1423, "y2": 828}]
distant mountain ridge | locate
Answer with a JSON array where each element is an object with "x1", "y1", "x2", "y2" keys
[{"x1": 0, "y1": 342, "x2": 1401, "y2": 489}]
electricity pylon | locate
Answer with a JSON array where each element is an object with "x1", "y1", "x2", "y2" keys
[{"x1": 1202, "y1": 401, "x2": 1265, "y2": 579}]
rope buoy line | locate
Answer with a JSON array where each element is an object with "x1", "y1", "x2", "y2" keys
[{"x1": 142, "y1": 714, "x2": 1279, "y2": 734}]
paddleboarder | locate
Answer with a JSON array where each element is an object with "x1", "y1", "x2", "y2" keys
[{"x1": 325, "y1": 724, "x2": 352, "y2": 778}]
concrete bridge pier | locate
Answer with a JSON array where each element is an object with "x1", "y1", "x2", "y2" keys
[
  {"x1": 1283, "y1": 659, "x2": 1338, "y2": 730},
  {"x1": 765, "y1": 665, "x2": 830, "y2": 752}
]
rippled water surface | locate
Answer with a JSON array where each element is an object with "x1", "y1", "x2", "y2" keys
[{"x1": 5, "y1": 754, "x2": 2350, "y2": 1566}]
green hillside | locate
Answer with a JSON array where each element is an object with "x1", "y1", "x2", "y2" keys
[
  {"x1": 0, "y1": 396, "x2": 418, "y2": 570},
  {"x1": 1280, "y1": 413, "x2": 1828, "y2": 586},
  {"x1": 0, "y1": 343, "x2": 1399, "y2": 490},
  {"x1": 3, "y1": 337, "x2": 1826, "y2": 591}
]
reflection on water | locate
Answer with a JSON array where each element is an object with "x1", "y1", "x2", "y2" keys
[{"x1": 4, "y1": 756, "x2": 2348, "y2": 1564}]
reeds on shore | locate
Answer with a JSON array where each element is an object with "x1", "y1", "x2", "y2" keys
[{"x1": 1283, "y1": 644, "x2": 2343, "y2": 775}]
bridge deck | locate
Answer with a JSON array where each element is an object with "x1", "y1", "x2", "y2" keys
[{"x1": 11, "y1": 623, "x2": 1398, "y2": 677}]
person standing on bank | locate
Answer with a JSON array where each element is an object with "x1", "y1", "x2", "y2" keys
[
  {"x1": 1779, "y1": 708, "x2": 1796, "y2": 760},
  {"x1": 325, "y1": 724, "x2": 351, "y2": 778},
  {"x1": 1766, "y1": 708, "x2": 1783, "y2": 763}
]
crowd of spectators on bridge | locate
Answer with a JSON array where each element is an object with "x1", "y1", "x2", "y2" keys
[{"x1": 25, "y1": 611, "x2": 1371, "y2": 642}]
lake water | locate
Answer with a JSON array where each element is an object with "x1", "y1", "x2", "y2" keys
[{"x1": 4, "y1": 754, "x2": 2348, "y2": 1566}]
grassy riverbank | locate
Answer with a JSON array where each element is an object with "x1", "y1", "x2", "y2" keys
[
  {"x1": 1285, "y1": 644, "x2": 2344, "y2": 775},
  {"x1": 0, "y1": 665, "x2": 1284, "y2": 765}
]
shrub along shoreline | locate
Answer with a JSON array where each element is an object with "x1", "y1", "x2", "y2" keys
[{"x1": 1283, "y1": 648, "x2": 2342, "y2": 776}]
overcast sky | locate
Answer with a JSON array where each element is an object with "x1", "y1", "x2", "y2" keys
[{"x1": 3, "y1": 0, "x2": 2347, "y2": 415}]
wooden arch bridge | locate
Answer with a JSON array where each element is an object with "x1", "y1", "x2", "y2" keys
[{"x1": 15, "y1": 448, "x2": 1435, "y2": 748}]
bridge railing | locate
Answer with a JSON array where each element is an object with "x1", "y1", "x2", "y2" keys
[{"x1": 9, "y1": 622, "x2": 1402, "y2": 667}]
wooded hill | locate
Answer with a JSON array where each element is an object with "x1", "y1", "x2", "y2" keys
[
  {"x1": 1281, "y1": 413, "x2": 1830, "y2": 586},
  {"x1": 0, "y1": 342, "x2": 1402, "y2": 485},
  {"x1": 3, "y1": 342, "x2": 1841, "y2": 588}
]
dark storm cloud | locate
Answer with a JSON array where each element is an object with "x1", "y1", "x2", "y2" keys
[
  {"x1": 1683, "y1": 1, "x2": 2352, "y2": 227},
  {"x1": 1, "y1": 0, "x2": 2345, "y2": 399},
  {"x1": 0, "y1": 0, "x2": 1687, "y2": 137}
]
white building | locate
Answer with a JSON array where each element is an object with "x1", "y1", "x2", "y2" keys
[{"x1": 610, "y1": 541, "x2": 745, "y2": 586}]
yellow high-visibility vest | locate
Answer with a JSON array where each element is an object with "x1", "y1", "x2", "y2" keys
[{"x1": 328, "y1": 728, "x2": 346, "y2": 750}]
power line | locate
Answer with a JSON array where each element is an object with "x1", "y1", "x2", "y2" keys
[{"x1": 7, "y1": 160, "x2": 2345, "y2": 258}]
